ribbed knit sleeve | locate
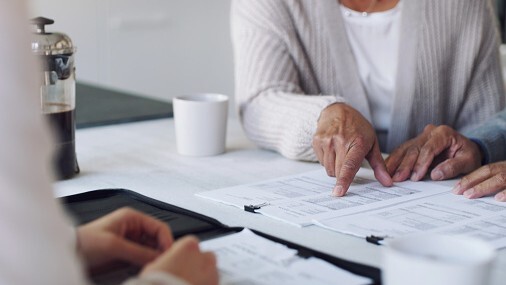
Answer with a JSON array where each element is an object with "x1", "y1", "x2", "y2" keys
[
  {"x1": 464, "y1": 109, "x2": 506, "y2": 164},
  {"x1": 231, "y1": 0, "x2": 340, "y2": 161},
  {"x1": 454, "y1": 0, "x2": 506, "y2": 133},
  {"x1": 387, "y1": 0, "x2": 505, "y2": 150}
]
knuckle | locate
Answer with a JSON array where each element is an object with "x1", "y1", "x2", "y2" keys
[
  {"x1": 342, "y1": 158, "x2": 360, "y2": 174},
  {"x1": 438, "y1": 125, "x2": 451, "y2": 133},
  {"x1": 420, "y1": 144, "x2": 435, "y2": 156},
  {"x1": 389, "y1": 147, "x2": 403, "y2": 158},
  {"x1": 406, "y1": 146, "x2": 420, "y2": 157},
  {"x1": 352, "y1": 136, "x2": 367, "y2": 148},
  {"x1": 488, "y1": 163, "x2": 499, "y2": 173},
  {"x1": 312, "y1": 135, "x2": 325, "y2": 147},
  {"x1": 494, "y1": 172, "x2": 506, "y2": 185},
  {"x1": 424, "y1": 124, "x2": 436, "y2": 133},
  {"x1": 395, "y1": 165, "x2": 406, "y2": 173},
  {"x1": 116, "y1": 207, "x2": 135, "y2": 217},
  {"x1": 433, "y1": 125, "x2": 453, "y2": 139},
  {"x1": 483, "y1": 164, "x2": 493, "y2": 177},
  {"x1": 322, "y1": 137, "x2": 334, "y2": 150},
  {"x1": 460, "y1": 175, "x2": 472, "y2": 187},
  {"x1": 444, "y1": 163, "x2": 456, "y2": 176},
  {"x1": 331, "y1": 136, "x2": 344, "y2": 147},
  {"x1": 182, "y1": 236, "x2": 199, "y2": 250}
]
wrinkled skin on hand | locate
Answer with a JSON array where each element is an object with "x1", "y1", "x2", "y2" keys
[
  {"x1": 453, "y1": 161, "x2": 506, "y2": 202},
  {"x1": 313, "y1": 103, "x2": 392, "y2": 196},
  {"x1": 386, "y1": 124, "x2": 482, "y2": 182}
]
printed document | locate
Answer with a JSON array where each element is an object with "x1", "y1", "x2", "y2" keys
[
  {"x1": 200, "y1": 229, "x2": 371, "y2": 285},
  {"x1": 197, "y1": 168, "x2": 506, "y2": 249},
  {"x1": 196, "y1": 168, "x2": 449, "y2": 226},
  {"x1": 315, "y1": 192, "x2": 506, "y2": 249}
]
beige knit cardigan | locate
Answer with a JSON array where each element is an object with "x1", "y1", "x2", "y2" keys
[{"x1": 232, "y1": 0, "x2": 506, "y2": 161}]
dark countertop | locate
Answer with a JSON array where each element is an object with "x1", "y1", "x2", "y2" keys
[{"x1": 76, "y1": 82, "x2": 173, "y2": 129}]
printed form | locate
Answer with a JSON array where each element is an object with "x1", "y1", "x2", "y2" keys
[
  {"x1": 197, "y1": 168, "x2": 506, "y2": 249},
  {"x1": 315, "y1": 192, "x2": 506, "y2": 249},
  {"x1": 196, "y1": 168, "x2": 450, "y2": 226},
  {"x1": 200, "y1": 229, "x2": 371, "y2": 285}
]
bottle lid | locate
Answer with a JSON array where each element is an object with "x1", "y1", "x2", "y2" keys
[{"x1": 30, "y1": 17, "x2": 75, "y2": 55}]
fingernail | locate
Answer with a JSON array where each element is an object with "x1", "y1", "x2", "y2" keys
[
  {"x1": 410, "y1": 172, "x2": 418, "y2": 181},
  {"x1": 333, "y1": 185, "x2": 344, "y2": 197},
  {"x1": 452, "y1": 183, "x2": 461, "y2": 194},
  {"x1": 393, "y1": 171, "x2": 402, "y2": 181},
  {"x1": 463, "y1": 188, "x2": 475, "y2": 199},
  {"x1": 380, "y1": 171, "x2": 393, "y2": 186},
  {"x1": 432, "y1": 170, "x2": 443, "y2": 181},
  {"x1": 495, "y1": 192, "x2": 506, "y2": 202}
]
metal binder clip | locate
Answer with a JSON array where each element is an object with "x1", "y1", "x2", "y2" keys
[
  {"x1": 244, "y1": 202, "x2": 269, "y2": 213},
  {"x1": 366, "y1": 235, "x2": 387, "y2": 246}
]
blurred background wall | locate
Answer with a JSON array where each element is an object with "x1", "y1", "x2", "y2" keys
[
  {"x1": 29, "y1": 0, "x2": 506, "y2": 103},
  {"x1": 29, "y1": 0, "x2": 234, "y2": 102}
]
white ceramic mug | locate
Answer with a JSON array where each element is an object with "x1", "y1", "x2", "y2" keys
[
  {"x1": 173, "y1": 93, "x2": 228, "y2": 156},
  {"x1": 382, "y1": 234, "x2": 496, "y2": 285}
]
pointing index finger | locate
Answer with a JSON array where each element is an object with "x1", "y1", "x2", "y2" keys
[{"x1": 334, "y1": 140, "x2": 369, "y2": 196}]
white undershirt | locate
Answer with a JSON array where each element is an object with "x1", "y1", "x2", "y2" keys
[{"x1": 340, "y1": 1, "x2": 402, "y2": 132}]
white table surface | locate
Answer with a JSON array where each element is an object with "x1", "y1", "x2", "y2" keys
[{"x1": 54, "y1": 118, "x2": 505, "y2": 284}]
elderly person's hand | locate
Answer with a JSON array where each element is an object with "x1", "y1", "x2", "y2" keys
[
  {"x1": 312, "y1": 103, "x2": 392, "y2": 196},
  {"x1": 385, "y1": 125, "x2": 482, "y2": 182},
  {"x1": 453, "y1": 162, "x2": 506, "y2": 202}
]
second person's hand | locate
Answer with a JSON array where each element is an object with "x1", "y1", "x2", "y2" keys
[
  {"x1": 385, "y1": 125, "x2": 482, "y2": 182},
  {"x1": 312, "y1": 103, "x2": 392, "y2": 196},
  {"x1": 76, "y1": 207, "x2": 173, "y2": 272},
  {"x1": 453, "y1": 161, "x2": 506, "y2": 201}
]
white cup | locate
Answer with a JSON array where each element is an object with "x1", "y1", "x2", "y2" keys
[
  {"x1": 173, "y1": 93, "x2": 228, "y2": 156},
  {"x1": 382, "y1": 234, "x2": 496, "y2": 285}
]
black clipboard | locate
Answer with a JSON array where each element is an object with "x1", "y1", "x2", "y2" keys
[{"x1": 60, "y1": 189, "x2": 381, "y2": 285}]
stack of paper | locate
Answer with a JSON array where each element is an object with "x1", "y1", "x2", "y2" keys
[
  {"x1": 200, "y1": 229, "x2": 371, "y2": 285},
  {"x1": 196, "y1": 169, "x2": 506, "y2": 249}
]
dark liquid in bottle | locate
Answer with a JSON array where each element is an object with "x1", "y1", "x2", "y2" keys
[{"x1": 44, "y1": 105, "x2": 79, "y2": 180}]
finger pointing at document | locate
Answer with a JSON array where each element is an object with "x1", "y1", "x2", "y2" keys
[{"x1": 312, "y1": 103, "x2": 393, "y2": 196}]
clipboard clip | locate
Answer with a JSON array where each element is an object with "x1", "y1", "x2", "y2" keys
[
  {"x1": 366, "y1": 235, "x2": 388, "y2": 246},
  {"x1": 244, "y1": 202, "x2": 269, "y2": 213}
]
